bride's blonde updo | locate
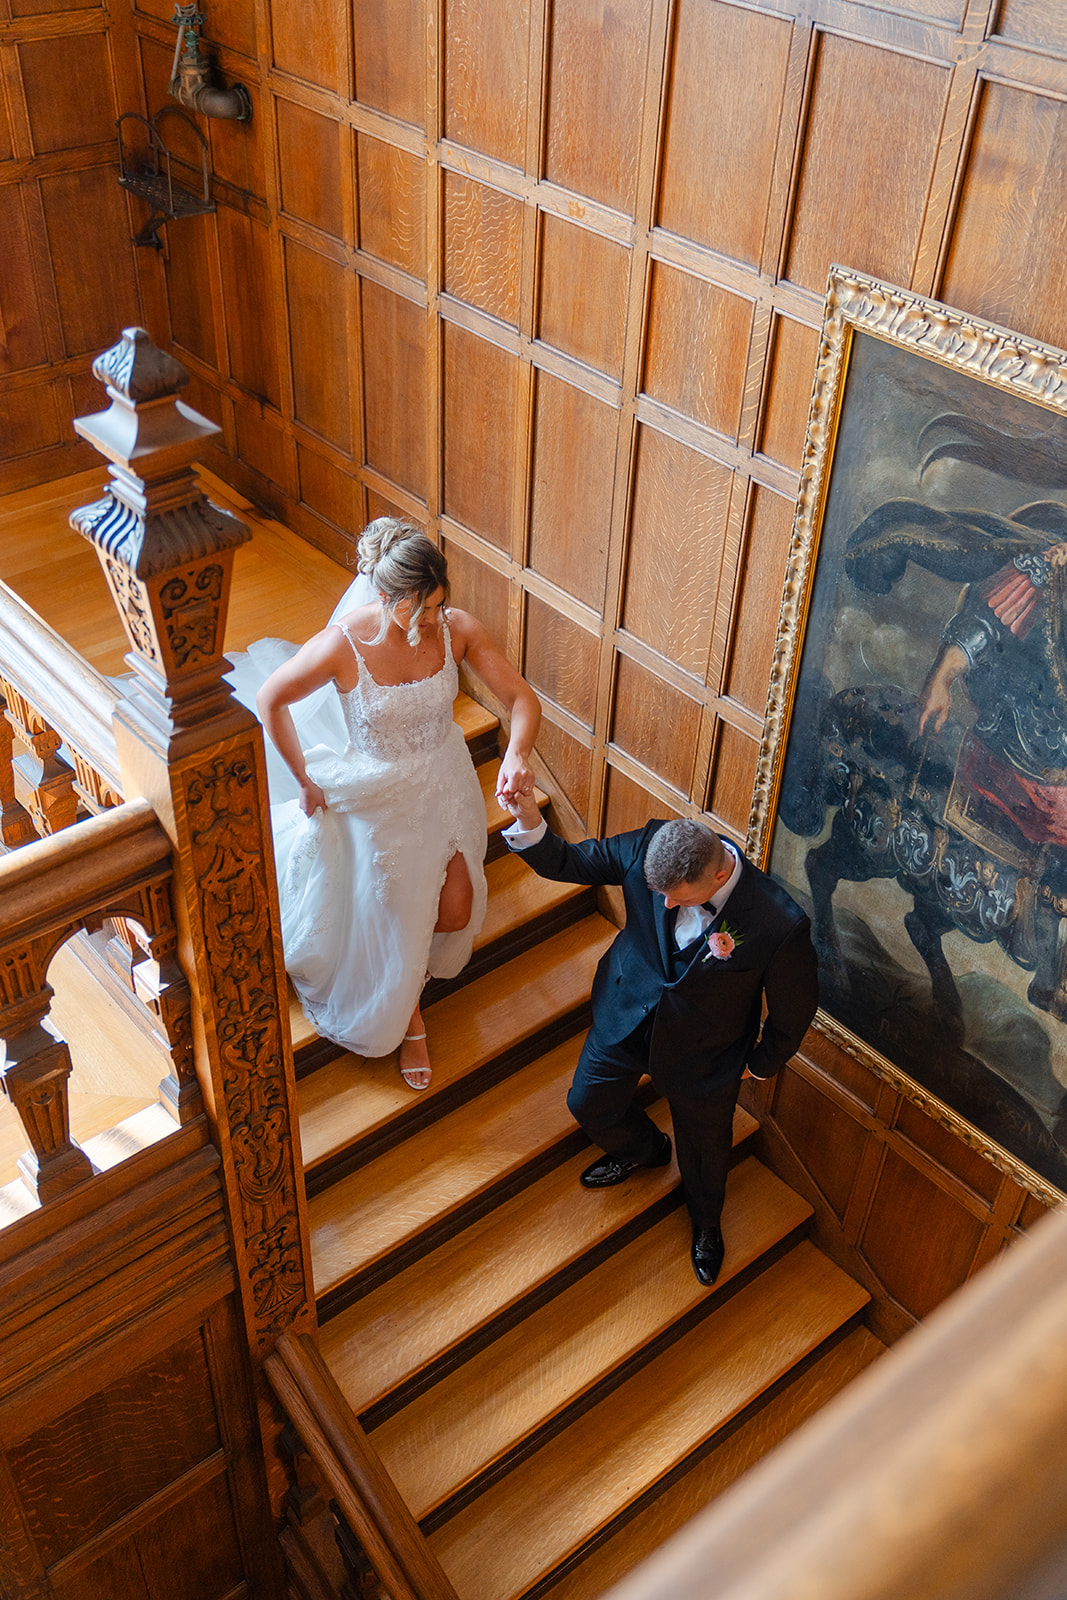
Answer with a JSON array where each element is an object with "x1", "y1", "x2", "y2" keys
[{"x1": 356, "y1": 518, "x2": 449, "y2": 647}]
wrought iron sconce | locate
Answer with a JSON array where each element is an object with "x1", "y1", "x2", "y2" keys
[{"x1": 116, "y1": 4, "x2": 250, "y2": 249}]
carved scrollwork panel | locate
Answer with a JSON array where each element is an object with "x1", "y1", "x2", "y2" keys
[
  {"x1": 159, "y1": 561, "x2": 225, "y2": 672},
  {"x1": 181, "y1": 746, "x2": 308, "y2": 1347}
]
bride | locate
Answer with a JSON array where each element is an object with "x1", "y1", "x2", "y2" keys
[{"x1": 229, "y1": 518, "x2": 540, "y2": 1090}]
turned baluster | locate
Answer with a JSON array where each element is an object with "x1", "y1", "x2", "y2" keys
[
  {"x1": 1, "y1": 682, "x2": 79, "y2": 837},
  {"x1": 128, "y1": 917, "x2": 201, "y2": 1124},
  {"x1": 1, "y1": 990, "x2": 95, "y2": 1202},
  {"x1": 0, "y1": 693, "x2": 36, "y2": 849}
]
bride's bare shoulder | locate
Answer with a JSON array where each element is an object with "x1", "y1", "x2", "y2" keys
[{"x1": 328, "y1": 603, "x2": 380, "y2": 640}]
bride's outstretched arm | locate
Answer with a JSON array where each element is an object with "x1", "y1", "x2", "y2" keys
[
  {"x1": 256, "y1": 627, "x2": 348, "y2": 815},
  {"x1": 448, "y1": 611, "x2": 541, "y2": 807}
]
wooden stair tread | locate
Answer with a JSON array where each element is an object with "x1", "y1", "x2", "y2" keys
[
  {"x1": 474, "y1": 851, "x2": 590, "y2": 951},
  {"x1": 547, "y1": 1326, "x2": 887, "y2": 1600},
  {"x1": 370, "y1": 1157, "x2": 813, "y2": 1518},
  {"x1": 428, "y1": 1241, "x2": 870, "y2": 1600},
  {"x1": 320, "y1": 1102, "x2": 758, "y2": 1416},
  {"x1": 307, "y1": 1038, "x2": 587, "y2": 1296},
  {"x1": 297, "y1": 915, "x2": 615, "y2": 1172},
  {"x1": 453, "y1": 692, "x2": 499, "y2": 748}
]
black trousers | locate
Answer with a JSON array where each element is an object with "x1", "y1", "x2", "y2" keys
[{"x1": 566, "y1": 1015, "x2": 742, "y2": 1232}]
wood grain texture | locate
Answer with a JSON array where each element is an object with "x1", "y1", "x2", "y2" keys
[
  {"x1": 612, "y1": 653, "x2": 702, "y2": 796},
  {"x1": 7, "y1": 1332, "x2": 219, "y2": 1560},
  {"x1": 859, "y1": 1143, "x2": 989, "y2": 1320},
  {"x1": 442, "y1": 321, "x2": 517, "y2": 548},
  {"x1": 358, "y1": 134, "x2": 427, "y2": 276},
  {"x1": 524, "y1": 593, "x2": 598, "y2": 725},
  {"x1": 535, "y1": 716, "x2": 593, "y2": 826},
  {"x1": 360, "y1": 279, "x2": 427, "y2": 494},
  {"x1": 528, "y1": 371, "x2": 617, "y2": 613},
  {"x1": 5, "y1": 0, "x2": 1061, "y2": 1381},
  {"x1": 284, "y1": 238, "x2": 353, "y2": 450},
  {"x1": 443, "y1": 0, "x2": 530, "y2": 164},
  {"x1": 546, "y1": 1326, "x2": 886, "y2": 1599},
  {"x1": 307, "y1": 1038, "x2": 588, "y2": 1293},
  {"x1": 319, "y1": 1097, "x2": 688, "y2": 1414},
  {"x1": 353, "y1": 0, "x2": 425, "y2": 126},
  {"x1": 706, "y1": 716, "x2": 759, "y2": 833},
  {"x1": 942, "y1": 79, "x2": 1067, "y2": 354},
  {"x1": 722, "y1": 482, "x2": 794, "y2": 713},
  {"x1": 297, "y1": 914, "x2": 612, "y2": 1181},
  {"x1": 271, "y1": 0, "x2": 346, "y2": 94},
  {"x1": 539, "y1": 215, "x2": 629, "y2": 377},
  {"x1": 370, "y1": 1159, "x2": 813, "y2": 1517},
  {"x1": 994, "y1": 0, "x2": 1067, "y2": 50},
  {"x1": 544, "y1": 0, "x2": 652, "y2": 215},
  {"x1": 622, "y1": 425, "x2": 731, "y2": 677},
  {"x1": 278, "y1": 101, "x2": 345, "y2": 240},
  {"x1": 642, "y1": 262, "x2": 751, "y2": 438},
  {"x1": 658, "y1": 0, "x2": 792, "y2": 264},
  {"x1": 785, "y1": 32, "x2": 950, "y2": 293},
  {"x1": 429, "y1": 1242, "x2": 868, "y2": 1599},
  {"x1": 443, "y1": 172, "x2": 523, "y2": 323}
]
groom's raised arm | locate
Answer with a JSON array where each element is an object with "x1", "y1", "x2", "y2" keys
[{"x1": 503, "y1": 797, "x2": 652, "y2": 889}]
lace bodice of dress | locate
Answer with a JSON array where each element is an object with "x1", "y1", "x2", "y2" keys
[{"x1": 336, "y1": 616, "x2": 459, "y2": 762}]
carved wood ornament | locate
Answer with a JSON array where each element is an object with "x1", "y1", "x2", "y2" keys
[{"x1": 70, "y1": 327, "x2": 314, "y2": 1355}]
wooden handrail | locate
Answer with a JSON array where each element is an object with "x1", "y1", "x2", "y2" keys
[
  {"x1": 604, "y1": 1199, "x2": 1067, "y2": 1600},
  {"x1": 0, "y1": 580, "x2": 123, "y2": 807},
  {"x1": 0, "y1": 800, "x2": 195, "y2": 1202},
  {"x1": 0, "y1": 797, "x2": 170, "y2": 939},
  {"x1": 265, "y1": 1329, "x2": 461, "y2": 1600}
]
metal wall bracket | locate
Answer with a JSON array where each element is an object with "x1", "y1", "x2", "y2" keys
[{"x1": 117, "y1": 107, "x2": 215, "y2": 251}]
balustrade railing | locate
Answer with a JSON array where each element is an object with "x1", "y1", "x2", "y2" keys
[
  {"x1": 266, "y1": 1330, "x2": 461, "y2": 1600},
  {"x1": 0, "y1": 797, "x2": 198, "y2": 1208},
  {"x1": 0, "y1": 582, "x2": 123, "y2": 842}
]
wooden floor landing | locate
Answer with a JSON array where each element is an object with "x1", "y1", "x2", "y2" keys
[
  {"x1": 0, "y1": 463, "x2": 354, "y2": 677},
  {"x1": 0, "y1": 466, "x2": 355, "y2": 1189}
]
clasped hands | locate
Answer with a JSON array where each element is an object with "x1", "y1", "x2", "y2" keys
[{"x1": 495, "y1": 754, "x2": 535, "y2": 815}]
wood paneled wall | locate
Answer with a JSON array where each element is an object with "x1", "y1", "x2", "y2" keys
[
  {"x1": 0, "y1": 0, "x2": 143, "y2": 488},
  {"x1": 3, "y1": 0, "x2": 1066, "y2": 1333},
  {"x1": 0, "y1": 1130, "x2": 283, "y2": 1599}
]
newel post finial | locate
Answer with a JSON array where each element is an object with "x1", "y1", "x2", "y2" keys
[
  {"x1": 67, "y1": 330, "x2": 316, "y2": 1366},
  {"x1": 70, "y1": 326, "x2": 250, "y2": 738}
]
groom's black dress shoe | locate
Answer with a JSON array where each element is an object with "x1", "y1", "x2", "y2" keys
[
  {"x1": 579, "y1": 1133, "x2": 672, "y2": 1188},
  {"x1": 691, "y1": 1226, "x2": 725, "y2": 1287}
]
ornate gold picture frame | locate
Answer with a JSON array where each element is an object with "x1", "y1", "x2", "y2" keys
[{"x1": 749, "y1": 266, "x2": 1067, "y2": 1204}]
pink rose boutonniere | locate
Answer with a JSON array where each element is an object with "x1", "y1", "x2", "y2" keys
[{"x1": 703, "y1": 921, "x2": 742, "y2": 963}]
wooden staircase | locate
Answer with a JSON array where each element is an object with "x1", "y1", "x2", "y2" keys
[
  {"x1": 0, "y1": 468, "x2": 883, "y2": 1597},
  {"x1": 286, "y1": 701, "x2": 884, "y2": 1600}
]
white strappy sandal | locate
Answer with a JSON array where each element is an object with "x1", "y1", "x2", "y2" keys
[{"x1": 399, "y1": 1031, "x2": 431, "y2": 1091}]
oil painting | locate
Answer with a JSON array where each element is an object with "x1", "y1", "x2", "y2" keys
[{"x1": 750, "y1": 268, "x2": 1067, "y2": 1201}]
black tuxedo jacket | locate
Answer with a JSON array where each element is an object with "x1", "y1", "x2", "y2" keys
[{"x1": 515, "y1": 821, "x2": 819, "y2": 1097}]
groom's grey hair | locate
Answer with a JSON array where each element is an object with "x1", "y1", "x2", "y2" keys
[{"x1": 644, "y1": 820, "x2": 725, "y2": 893}]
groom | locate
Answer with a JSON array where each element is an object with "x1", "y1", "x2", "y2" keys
[{"x1": 504, "y1": 797, "x2": 818, "y2": 1286}]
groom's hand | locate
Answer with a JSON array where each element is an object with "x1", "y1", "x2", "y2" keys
[{"x1": 505, "y1": 789, "x2": 542, "y2": 832}]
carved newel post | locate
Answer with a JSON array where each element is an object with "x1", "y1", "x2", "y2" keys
[{"x1": 70, "y1": 328, "x2": 315, "y2": 1360}]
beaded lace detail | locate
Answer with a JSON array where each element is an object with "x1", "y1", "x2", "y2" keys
[{"x1": 337, "y1": 617, "x2": 458, "y2": 761}]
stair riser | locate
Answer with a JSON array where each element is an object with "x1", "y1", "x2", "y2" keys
[
  {"x1": 315, "y1": 1126, "x2": 593, "y2": 1321},
  {"x1": 358, "y1": 1184, "x2": 688, "y2": 1431},
  {"x1": 304, "y1": 1001, "x2": 595, "y2": 1199},
  {"x1": 514, "y1": 1308, "x2": 870, "y2": 1600},
  {"x1": 413, "y1": 1216, "x2": 812, "y2": 1533}
]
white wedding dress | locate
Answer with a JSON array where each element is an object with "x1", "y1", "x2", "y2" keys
[{"x1": 227, "y1": 578, "x2": 488, "y2": 1056}]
